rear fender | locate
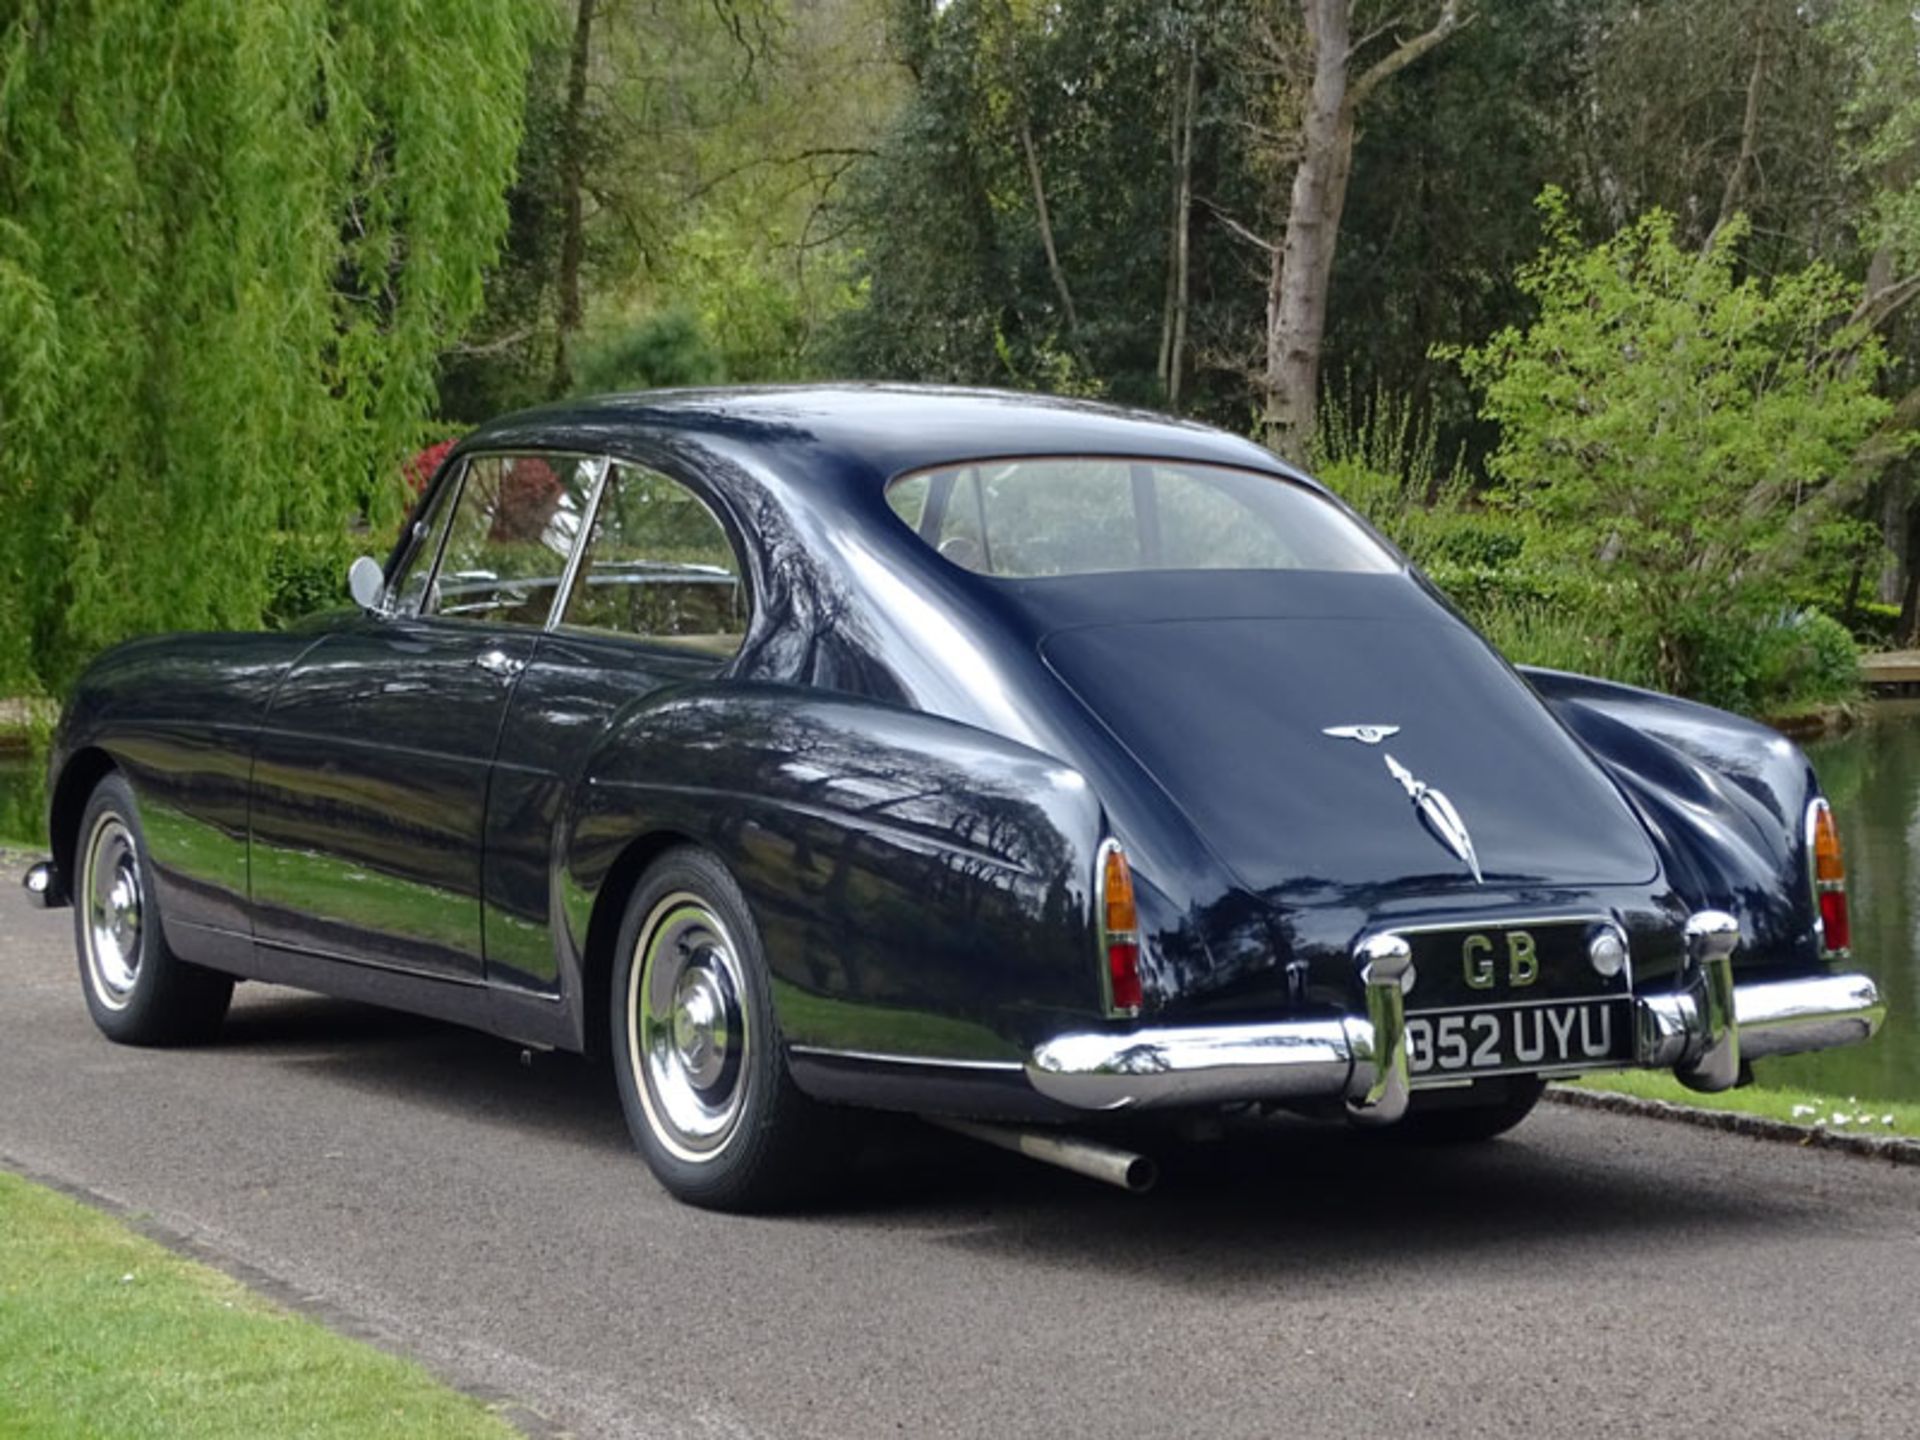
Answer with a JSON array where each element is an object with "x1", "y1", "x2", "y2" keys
[
  {"x1": 1522, "y1": 667, "x2": 1821, "y2": 970},
  {"x1": 563, "y1": 685, "x2": 1109, "y2": 1060}
]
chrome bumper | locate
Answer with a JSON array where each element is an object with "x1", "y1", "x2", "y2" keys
[
  {"x1": 1028, "y1": 914, "x2": 1884, "y2": 1122},
  {"x1": 21, "y1": 861, "x2": 62, "y2": 910}
]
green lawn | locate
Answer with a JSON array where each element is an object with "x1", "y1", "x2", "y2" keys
[
  {"x1": 1569, "y1": 1070, "x2": 1920, "y2": 1137},
  {"x1": 0, "y1": 1170, "x2": 518, "y2": 1440}
]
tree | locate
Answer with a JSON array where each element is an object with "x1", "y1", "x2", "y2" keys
[
  {"x1": 1447, "y1": 193, "x2": 1894, "y2": 692},
  {"x1": 441, "y1": 0, "x2": 884, "y2": 421},
  {"x1": 0, "y1": 2, "x2": 538, "y2": 693},
  {"x1": 1253, "y1": 0, "x2": 1469, "y2": 461}
]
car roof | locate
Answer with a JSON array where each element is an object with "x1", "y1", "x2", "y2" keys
[{"x1": 455, "y1": 384, "x2": 1303, "y2": 498}]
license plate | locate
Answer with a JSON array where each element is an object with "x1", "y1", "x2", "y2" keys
[{"x1": 1406, "y1": 997, "x2": 1633, "y2": 1082}]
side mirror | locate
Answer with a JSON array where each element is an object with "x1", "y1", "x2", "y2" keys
[{"x1": 347, "y1": 555, "x2": 386, "y2": 612}]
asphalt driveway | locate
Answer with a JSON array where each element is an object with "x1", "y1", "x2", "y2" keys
[{"x1": 3, "y1": 860, "x2": 1917, "y2": 1438}]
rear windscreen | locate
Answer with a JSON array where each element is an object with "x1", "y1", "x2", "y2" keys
[{"x1": 884, "y1": 458, "x2": 1398, "y2": 578}]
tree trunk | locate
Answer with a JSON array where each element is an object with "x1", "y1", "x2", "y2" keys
[
  {"x1": 1707, "y1": 13, "x2": 1768, "y2": 248},
  {"x1": 1900, "y1": 501, "x2": 1920, "y2": 645},
  {"x1": 1157, "y1": 68, "x2": 1180, "y2": 390},
  {"x1": 1168, "y1": 47, "x2": 1198, "y2": 410},
  {"x1": 1260, "y1": 0, "x2": 1465, "y2": 463},
  {"x1": 548, "y1": 0, "x2": 597, "y2": 399},
  {"x1": 1017, "y1": 118, "x2": 1079, "y2": 339},
  {"x1": 1263, "y1": 0, "x2": 1354, "y2": 462}
]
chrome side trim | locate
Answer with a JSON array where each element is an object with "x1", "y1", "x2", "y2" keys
[{"x1": 787, "y1": 1045, "x2": 1024, "y2": 1073}]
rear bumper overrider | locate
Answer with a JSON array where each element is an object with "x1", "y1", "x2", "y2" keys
[{"x1": 1027, "y1": 911, "x2": 1884, "y2": 1122}]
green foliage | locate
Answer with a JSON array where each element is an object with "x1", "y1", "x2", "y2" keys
[
  {"x1": 1443, "y1": 191, "x2": 1894, "y2": 696},
  {"x1": 0, "y1": 2, "x2": 539, "y2": 693},
  {"x1": 262, "y1": 531, "x2": 367, "y2": 631},
  {"x1": 1470, "y1": 594, "x2": 1663, "y2": 691},
  {"x1": 1683, "y1": 608, "x2": 1864, "y2": 715},
  {"x1": 442, "y1": 0, "x2": 884, "y2": 420},
  {"x1": 828, "y1": 0, "x2": 1260, "y2": 412},
  {"x1": 571, "y1": 311, "x2": 727, "y2": 395}
]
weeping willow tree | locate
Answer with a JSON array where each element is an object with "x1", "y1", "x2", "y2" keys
[{"x1": 0, "y1": 1, "x2": 539, "y2": 692}]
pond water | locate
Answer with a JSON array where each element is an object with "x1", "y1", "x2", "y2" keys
[
  {"x1": 1781, "y1": 704, "x2": 1920, "y2": 1104},
  {"x1": 0, "y1": 710, "x2": 1913, "y2": 1101}
]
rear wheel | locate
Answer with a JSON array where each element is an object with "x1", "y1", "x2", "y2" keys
[
  {"x1": 72, "y1": 773, "x2": 233, "y2": 1045},
  {"x1": 1389, "y1": 1075, "x2": 1545, "y2": 1143},
  {"x1": 609, "y1": 846, "x2": 849, "y2": 1211}
]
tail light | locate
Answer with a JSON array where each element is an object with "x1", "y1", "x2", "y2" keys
[
  {"x1": 1807, "y1": 798, "x2": 1850, "y2": 959},
  {"x1": 1097, "y1": 840, "x2": 1142, "y2": 1017}
]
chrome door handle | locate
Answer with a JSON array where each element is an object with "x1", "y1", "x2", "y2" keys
[{"x1": 474, "y1": 649, "x2": 524, "y2": 679}]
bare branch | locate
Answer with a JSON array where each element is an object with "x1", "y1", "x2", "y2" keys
[
  {"x1": 1706, "y1": 20, "x2": 1769, "y2": 249},
  {"x1": 1347, "y1": 0, "x2": 1470, "y2": 113},
  {"x1": 1198, "y1": 196, "x2": 1279, "y2": 254},
  {"x1": 1851, "y1": 273, "x2": 1920, "y2": 333}
]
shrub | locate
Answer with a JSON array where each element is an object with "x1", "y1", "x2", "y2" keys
[
  {"x1": 571, "y1": 311, "x2": 726, "y2": 395},
  {"x1": 1441, "y1": 191, "x2": 1892, "y2": 697},
  {"x1": 263, "y1": 532, "x2": 366, "y2": 631}
]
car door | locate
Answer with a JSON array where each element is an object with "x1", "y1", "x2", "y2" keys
[
  {"x1": 248, "y1": 452, "x2": 606, "y2": 980},
  {"x1": 482, "y1": 459, "x2": 751, "y2": 999}
]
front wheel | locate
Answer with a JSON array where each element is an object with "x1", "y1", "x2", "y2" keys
[
  {"x1": 609, "y1": 847, "x2": 849, "y2": 1211},
  {"x1": 72, "y1": 773, "x2": 233, "y2": 1046}
]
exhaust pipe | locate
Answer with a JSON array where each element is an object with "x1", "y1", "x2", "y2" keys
[{"x1": 926, "y1": 1116, "x2": 1158, "y2": 1194}]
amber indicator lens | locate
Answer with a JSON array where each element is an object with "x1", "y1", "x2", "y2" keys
[
  {"x1": 1103, "y1": 847, "x2": 1136, "y2": 935},
  {"x1": 1812, "y1": 803, "x2": 1845, "y2": 884}
]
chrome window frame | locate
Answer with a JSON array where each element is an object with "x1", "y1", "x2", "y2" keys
[{"x1": 383, "y1": 455, "x2": 471, "y2": 618}]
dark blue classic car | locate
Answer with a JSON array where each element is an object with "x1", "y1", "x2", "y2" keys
[{"x1": 24, "y1": 387, "x2": 1884, "y2": 1208}]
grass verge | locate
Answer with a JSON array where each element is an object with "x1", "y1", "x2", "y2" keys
[
  {"x1": 0, "y1": 1169, "x2": 519, "y2": 1439},
  {"x1": 1569, "y1": 1070, "x2": 1920, "y2": 1137}
]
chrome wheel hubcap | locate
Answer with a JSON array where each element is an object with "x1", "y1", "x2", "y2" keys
[
  {"x1": 82, "y1": 814, "x2": 143, "y2": 1010},
  {"x1": 630, "y1": 895, "x2": 749, "y2": 1163}
]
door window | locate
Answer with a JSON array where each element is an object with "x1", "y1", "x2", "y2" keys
[
  {"x1": 425, "y1": 454, "x2": 602, "y2": 626},
  {"x1": 559, "y1": 463, "x2": 747, "y2": 656}
]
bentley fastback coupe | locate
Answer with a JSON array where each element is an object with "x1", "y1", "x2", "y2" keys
[{"x1": 24, "y1": 386, "x2": 1885, "y2": 1209}]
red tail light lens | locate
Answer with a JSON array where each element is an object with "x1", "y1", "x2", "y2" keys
[
  {"x1": 1107, "y1": 943, "x2": 1143, "y2": 1014},
  {"x1": 1807, "y1": 799, "x2": 1849, "y2": 958},
  {"x1": 1819, "y1": 889, "x2": 1850, "y2": 955},
  {"x1": 1098, "y1": 842, "x2": 1142, "y2": 1017}
]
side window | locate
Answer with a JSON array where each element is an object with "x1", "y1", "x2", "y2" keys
[
  {"x1": 560, "y1": 463, "x2": 747, "y2": 656},
  {"x1": 426, "y1": 454, "x2": 601, "y2": 626},
  {"x1": 392, "y1": 461, "x2": 465, "y2": 614}
]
